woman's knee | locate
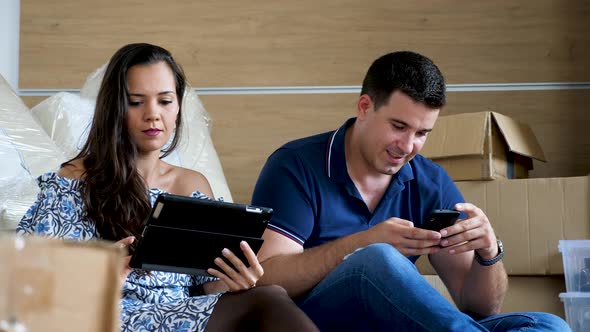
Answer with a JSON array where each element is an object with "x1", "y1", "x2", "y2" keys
[
  {"x1": 208, "y1": 285, "x2": 292, "y2": 329},
  {"x1": 249, "y1": 284, "x2": 288, "y2": 297},
  {"x1": 242, "y1": 285, "x2": 308, "y2": 323},
  {"x1": 237, "y1": 285, "x2": 319, "y2": 331},
  {"x1": 245, "y1": 285, "x2": 291, "y2": 306}
]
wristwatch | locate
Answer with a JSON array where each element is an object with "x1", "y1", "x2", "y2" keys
[{"x1": 474, "y1": 239, "x2": 504, "y2": 266}]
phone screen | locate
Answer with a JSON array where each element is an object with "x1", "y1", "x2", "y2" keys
[{"x1": 422, "y1": 209, "x2": 460, "y2": 232}]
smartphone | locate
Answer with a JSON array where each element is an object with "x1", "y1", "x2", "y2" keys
[{"x1": 421, "y1": 209, "x2": 461, "y2": 232}]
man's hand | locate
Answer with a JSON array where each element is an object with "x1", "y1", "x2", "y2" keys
[
  {"x1": 438, "y1": 203, "x2": 498, "y2": 259},
  {"x1": 365, "y1": 217, "x2": 443, "y2": 257}
]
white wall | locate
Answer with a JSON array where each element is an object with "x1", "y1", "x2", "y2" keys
[{"x1": 0, "y1": 0, "x2": 20, "y2": 90}]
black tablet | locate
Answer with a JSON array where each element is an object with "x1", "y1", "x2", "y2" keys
[{"x1": 129, "y1": 193, "x2": 273, "y2": 276}]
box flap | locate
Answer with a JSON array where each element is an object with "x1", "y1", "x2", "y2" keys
[
  {"x1": 491, "y1": 112, "x2": 547, "y2": 162},
  {"x1": 421, "y1": 112, "x2": 489, "y2": 158}
]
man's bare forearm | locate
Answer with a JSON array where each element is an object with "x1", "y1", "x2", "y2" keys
[
  {"x1": 460, "y1": 262, "x2": 508, "y2": 316},
  {"x1": 259, "y1": 232, "x2": 369, "y2": 298}
]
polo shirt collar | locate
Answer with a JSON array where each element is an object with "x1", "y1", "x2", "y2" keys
[
  {"x1": 326, "y1": 118, "x2": 354, "y2": 182},
  {"x1": 325, "y1": 117, "x2": 415, "y2": 184}
]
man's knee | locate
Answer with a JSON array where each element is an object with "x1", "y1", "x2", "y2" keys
[
  {"x1": 340, "y1": 243, "x2": 419, "y2": 283},
  {"x1": 346, "y1": 243, "x2": 412, "y2": 267}
]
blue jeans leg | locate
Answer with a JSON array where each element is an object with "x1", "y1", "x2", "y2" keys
[
  {"x1": 478, "y1": 312, "x2": 571, "y2": 332},
  {"x1": 296, "y1": 243, "x2": 488, "y2": 332}
]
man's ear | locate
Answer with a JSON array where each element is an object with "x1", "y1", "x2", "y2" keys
[{"x1": 357, "y1": 94, "x2": 373, "y2": 120}]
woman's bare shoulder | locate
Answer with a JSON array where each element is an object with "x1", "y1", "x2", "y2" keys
[
  {"x1": 57, "y1": 159, "x2": 86, "y2": 180},
  {"x1": 169, "y1": 165, "x2": 214, "y2": 198}
]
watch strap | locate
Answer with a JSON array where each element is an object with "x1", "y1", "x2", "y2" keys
[{"x1": 474, "y1": 239, "x2": 504, "y2": 266}]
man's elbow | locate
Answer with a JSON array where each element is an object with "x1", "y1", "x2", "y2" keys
[
  {"x1": 459, "y1": 300, "x2": 503, "y2": 319},
  {"x1": 478, "y1": 303, "x2": 503, "y2": 317}
]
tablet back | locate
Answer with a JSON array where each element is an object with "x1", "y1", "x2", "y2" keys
[
  {"x1": 129, "y1": 193, "x2": 273, "y2": 276},
  {"x1": 150, "y1": 193, "x2": 272, "y2": 237}
]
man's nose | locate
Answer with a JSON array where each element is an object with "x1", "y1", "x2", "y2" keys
[{"x1": 397, "y1": 132, "x2": 414, "y2": 154}]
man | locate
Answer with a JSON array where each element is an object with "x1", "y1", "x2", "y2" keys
[{"x1": 252, "y1": 51, "x2": 569, "y2": 331}]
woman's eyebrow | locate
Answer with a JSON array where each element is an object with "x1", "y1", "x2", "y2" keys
[{"x1": 128, "y1": 91, "x2": 175, "y2": 97}]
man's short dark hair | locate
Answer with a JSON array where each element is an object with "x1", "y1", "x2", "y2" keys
[{"x1": 360, "y1": 51, "x2": 446, "y2": 110}]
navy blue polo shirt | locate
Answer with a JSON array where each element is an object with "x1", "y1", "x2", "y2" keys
[{"x1": 252, "y1": 118, "x2": 464, "y2": 262}]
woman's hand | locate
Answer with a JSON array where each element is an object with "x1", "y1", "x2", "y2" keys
[
  {"x1": 206, "y1": 240, "x2": 264, "y2": 292},
  {"x1": 115, "y1": 236, "x2": 135, "y2": 285}
]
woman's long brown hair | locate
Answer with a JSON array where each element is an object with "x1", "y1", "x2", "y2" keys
[{"x1": 63, "y1": 43, "x2": 186, "y2": 241}]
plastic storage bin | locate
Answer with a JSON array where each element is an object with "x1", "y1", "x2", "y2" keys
[
  {"x1": 560, "y1": 293, "x2": 590, "y2": 332},
  {"x1": 559, "y1": 240, "x2": 590, "y2": 292}
]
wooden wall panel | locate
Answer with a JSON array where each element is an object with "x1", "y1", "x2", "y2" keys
[
  {"x1": 20, "y1": 0, "x2": 590, "y2": 89},
  {"x1": 202, "y1": 90, "x2": 590, "y2": 203},
  {"x1": 202, "y1": 94, "x2": 357, "y2": 203},
  {"x1": 22, "y1": 96, "x2": 45, "y2": 108},
  {"x1": 19, "y1": 0, "x2": 590, "y2": 204},
  {"x1": 21, "y1": 90, "x2": 590, "y2": 204}
]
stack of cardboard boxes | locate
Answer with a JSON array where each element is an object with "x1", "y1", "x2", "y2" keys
[{"x1": 418, "y1": 111, "x2": 590, "y2": 317}]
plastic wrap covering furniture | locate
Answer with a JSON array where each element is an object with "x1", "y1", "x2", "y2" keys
[
  {"x1": 0, "y1": 75, "x2": 66, "y2": 231},
  {"x1": 30, "y1": 64, "x2": 233, "y2": 202},
  {"x1": 30, "y1": 92, "x2": 94, "y2": 160}
]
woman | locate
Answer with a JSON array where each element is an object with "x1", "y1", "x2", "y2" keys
[{"x1": 17, "y1": 43, "x2": 318, "y2": 332}]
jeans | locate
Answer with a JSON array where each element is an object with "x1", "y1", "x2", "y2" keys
[{"x1": 296, "y1": 243, "x2": 571, "y2": 332}]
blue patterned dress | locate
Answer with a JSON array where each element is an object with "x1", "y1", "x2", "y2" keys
[{"x1": 17, "y1": 172, "x2": 223, "y2": 332}]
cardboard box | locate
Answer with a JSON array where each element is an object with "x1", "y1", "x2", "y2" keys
[
  {"x1": 421, "y1": 112, "x2": 546, "y2": 180},
  {"x1": 459, "y1": 176, "x2": 589, "y2": 275},
  {"x1": 0, "y1": 236, "x2": 123, "y2": 332},
  {"x1": 424, "y1": 275, "x2": 566, "y2": 318},
  {"x1": 418, "y1": 175, "x2": 590, "y2": 275}
]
